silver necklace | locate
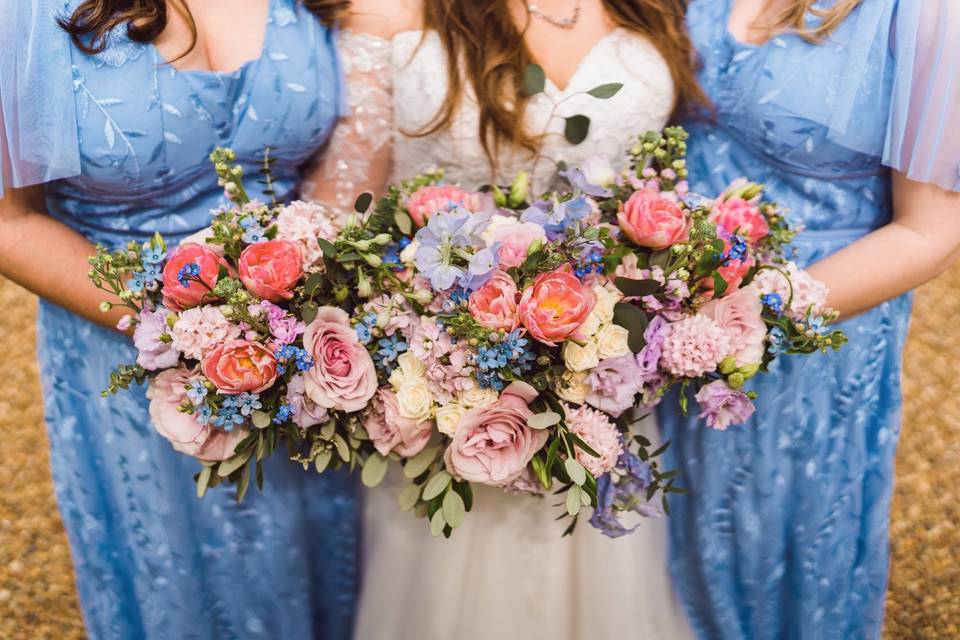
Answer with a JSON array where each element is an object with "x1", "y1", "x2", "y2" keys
[{"x1": 527, "y1": 0, "x2": 582, "y2": 29}]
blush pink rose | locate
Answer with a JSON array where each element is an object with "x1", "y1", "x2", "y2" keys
[
  {"x1": 147, "y1": 368, "x2": 247, "y2": 461},
  {"x1": 364, "y1": 388, "x2": 433, "y2": 458},
  {"x1": 202, "y1": 340, "x2": 278, "y2": 394},
  {"x1": 162, "y1": 243, "x2": 233, "y2": 311},
  {"x1": 238, "y1": 240, "x2": 304, "y2": 303},
  {"x1": 490, "y1": 219, "x2": 547, "y2": 269},
  {"x1": 618, "y1": 189, "x2": 691, "y2": 250},
  {"x1": 468, "y1": 269, "x2": 520, "y2": 331},
  {"x1": 517, "y1": 266, "x2": 596, "y2": 346},
  {"x1": 302, "y1": 307, "x2": 378, "y2": 412},
  {"x1": 698, "y1": 285, "x2": 767, "y2": 366},
  {"x1": 406, "y1": 185, "x2": 481, "y2": 227},
  {"x1": 709, "y1": 197, "x2": 770, "y2": 245},
  {"x1": 444, "y1": 381, "x2": 548, "y2": 486}
]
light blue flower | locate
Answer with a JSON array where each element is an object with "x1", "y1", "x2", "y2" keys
[
  {"x1": 414, "y1": 209, "x2": 491, "y2": 291},
  {"x1": 186, "y1": 380, "x2": 208, "y2": 404},
  {"x1": 235, "y1": 392, "x2": 263, "y2": 417}
]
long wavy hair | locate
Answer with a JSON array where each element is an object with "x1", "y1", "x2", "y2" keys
[
  {"x1": 764, "y1": 0, "x2": 865, "y2": 42},
  {"x1": 58, "y1": 0, "x2": 348, "y2": 56},
  {"x1": 417, "y1": 0, "x2": 708, "y2": 167}
]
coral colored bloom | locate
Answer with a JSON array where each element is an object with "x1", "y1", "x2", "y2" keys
[
  {"x1": 238, "y1": 239, "x2": 304, "y2": 303},
  {"x1": 617, "y1": 189, "x2": 691, "y2": 250},
  {"x1": 406, "y1": 185, "x2": 481, "y2": 227},
  {"x1": 468, "y1": 269, "x2": 520, "y2": 331},
  {"x1": 202, "y1": 340, "x2": 279, "y2": 394},
  {"x1": 709, "y1": 197, "x2": 769, "y2": 245},
  {"x1": 517, "y1": 266, "x2": 596, "y2": 346},
  {"x1": 162, "y1": 243, "x2": 232, "y2": 311}
]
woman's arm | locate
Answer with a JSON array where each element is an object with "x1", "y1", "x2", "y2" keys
[
  {"x1": 807, "y1": 172, "x2": 960, "y2": 318},
  {"x1": 0, "y1": 186, "x2": 128, "y2": 330}
]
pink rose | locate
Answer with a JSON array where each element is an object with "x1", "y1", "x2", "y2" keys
[
  {"x1": 468, "y1": 269, "x2": 520, "y2": 331},
  {"x1": 490, "y1": 219, "x2": 546, "y2": 269},
  {"x1": 709, "y1": 197, "x2": 769, "y2": 245},
  {"x1": 202, "y1": 340, "x2": 278, "y2": 394},
  {"x1": 618, "y1": 189, "x2": 691, "y2": 250},
  {"x1": 302, "y1": 307, "x2": 378, "y2": 412},
  {"x1": 147, "y1": 367, "x2": 247, "y2": 462},
  {"x1": 517, "y1": 266, "x2": 596, "y2": 345},
  {"x1": 162, "y1": 243, "x2": 232, "y2": 311},
  {"x1": 238, "y1": 239, "x2": 304, "y2": 303},
  {"x1": 444, "y1": 381, "x2": 548, "y2": 486},
  {"x1": 698, "y1": 286, "x2": 767, "y2": 366},
  {"x1": 406, "y1": 185, "x2": 481, "y2": 227},
  {"x1": 364, "y1": 388, "x2": 433, "y2": 458}
]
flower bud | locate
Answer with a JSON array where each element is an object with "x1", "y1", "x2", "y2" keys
[
  {"x1": 509, "y1": 172, "x2": 530, "y2": 207},
  {"x1": 719, "y1": 356, "x2": 738, "y2": 375},
  {"x1": 728, "y1": 372, "x2": 746, "y2": 389},
  {"x1": 739, "y1": 363, "x2": 760, "y2": 379},
  {"x1": 357, "y1": 272, "x2": 372, "y2": 298},
  {"x1": 99, "y1": 301, "x2": 113, "y2": 313},
  {"x1": 363, "y1": 253, "x2": 383, "y2": 268}
]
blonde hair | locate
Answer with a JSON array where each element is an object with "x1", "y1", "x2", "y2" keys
[{"x1": 766, "y1": 0, "x2": 866, "y2": 42}]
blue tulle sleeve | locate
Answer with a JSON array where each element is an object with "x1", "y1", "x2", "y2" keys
[
  {"x1": 883, "y1": 0, "x2": 960, "y2": 192},
  {"x1": 0, "y1": 0, "x2": 81, "y2": 197}
]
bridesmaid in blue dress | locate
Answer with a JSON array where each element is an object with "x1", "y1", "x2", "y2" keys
[
  {"x1": 0, "y1": 1, "x2": 359, "y2": 637},
  {"x1": 659, "y1": 1, "x2": 960, "y2": 638}
]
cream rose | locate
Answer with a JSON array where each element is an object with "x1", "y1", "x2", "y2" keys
[
  {"x1": 396, "y1": 380, "x2": 434, "y2": 423},
  {"x1": 562, "y1": 339, "x2": 600, "y2": 372},
  {"x1": 592, "y1": 284, "x2": 620, "y2": 324},
  {"x1": 457, "y1": 387, "x2": 499, "y2": 409},
  {"x1": 436, "y1": 402, "x2": 467, "y2": 436},
  {"x1": 555, "y1": 369, "x2": 592, "y2": 404},
  {"x1": 396, "y1": 351, "x2": 427, "y2": 379},
  {"x1": 595, "y1": 324, "x2": 631, "y2": 359},
  {"x1": 578, "y1": 311, "x2": 602, "y2": 338}
]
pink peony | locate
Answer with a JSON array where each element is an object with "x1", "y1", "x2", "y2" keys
[
  {"x1": 302, "y1": 307, "x2": 378, "y2": 412},
  {"x1": 364, "y1": 388, "x2": 433, "y2": 458},
  {"x1": 133, "y1": 307, "x2": 180, "y2": 370},
  {"x1": 517, "y1": 266, "x2": 596, "y2": 345},
  {"x1": 618, "y1": 189, "x2": 691, "y2": 250},
  {"x1": 284, "y1": 374, "x2": 330, "y2": 429},
  {"x1": 751, "y1": 262, "x2": 829, "y2": 321},
  {"x1": 202, "y1": 340, "x2": 278, "y2": 394},
  {"x1": 695, "y1": 380, "x2": 756, "y2": 430},
  {"x1": 170, "y1": 306, "x2": 242, "y2": 361},
  {"x1": 238, "y1": 239, "x2": 304, "y2": 303},
  {"x1": 444, "y1": 381, "x2": 548, "y2": 486},
  {"x1": 709, "y1": 197, "x2": 770, "y2": 245},
  {"x1": 468, "y1": 269, "x2": 520, "y2": 331},
  {"x1": 698, "y1": 286, "x2": 767, "y2": 366},
  {"x1": 564, "y1": 403, "x2": 623, "y2": 477},
  {"x1": 275, "y1": 200, "x2": 342, "y2": 266},
  {"x1": 488, "y1": 218, "x2": 547, "y2": 269},
  {"x1": 659, "y1": 315, "x2": 731, "y2": 378},
  {"x1": 161, "y1": 243, "x2": 232, "y2": 311},
  {"x1": 406, "y1": 185, "x2": 481, "y2": 227},
  {"x1": 147, "y1": 367, "x2": 247, "y2": 461}
]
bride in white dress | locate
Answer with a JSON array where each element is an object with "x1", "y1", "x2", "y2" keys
[{"x1": 312, "y1": 1, "x2": 701, "y2": 637}]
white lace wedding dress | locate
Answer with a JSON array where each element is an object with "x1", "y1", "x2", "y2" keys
[{"x1": 329, "y1": 28, "x2": 694, "y2": 640}]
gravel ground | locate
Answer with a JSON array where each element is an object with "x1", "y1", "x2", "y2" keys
[{"x1": 1, "y1": 266, "x2": 958, "y2": 639}]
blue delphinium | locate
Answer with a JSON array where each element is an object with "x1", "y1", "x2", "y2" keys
[
  {"x1": 559, "y1": 167, "x2": 613, "y2": 198},
  {"x1": 473, "y1": 330, "x2": 536, "y2": 390},
  {"x1": 521, "y1": 196, "x2": 591, "y2": 239},
  {"x1": 374, "y1": 335, "x2": 408, "y2": 374},
  {"x1": 275, "y1": 345, "x2": 315, "y2": 375},
  {"x1": 722, "y1": 234, "x2": 748, "y2": 265},
  {"x1": 414, "y1": 209, "x2": 492, "y2": 291},
  {"x1": 589, "y1": 450, "x2": 661, "y2": 538}
]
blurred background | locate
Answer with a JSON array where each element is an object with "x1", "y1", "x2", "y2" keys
[{"x1": 1, "y1": 266, "x2": 958, "y2": 638}]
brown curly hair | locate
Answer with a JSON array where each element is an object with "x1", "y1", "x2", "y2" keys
[{"x1": 58, "y1": 0, "x2": 348, "y2": 56}]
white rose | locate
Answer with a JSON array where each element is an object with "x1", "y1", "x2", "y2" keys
[
  {"x1": 592, "y1": 284, "x2": 620, "y2": 324},
  {"x1": 457, "y1": 387, "x2": 499, "y2": 409},
  {"x1": 396, "y1": 351, "x2": 427, "y2": 380},
  {"x1": 578, "y1": 311, "x2": 602, "y2": 338},
  {"x1": 396, "y1": 381, "x2": 434, "y2": 423},
  {"x1": 563, "y1": 340, "x2": 600, "y2": 373},
  {"x1": 555, "y1": 369, "x2": 591, "y2": 404},
  {"x1": 388, "y1": 367, "x2": 406, "y2": 390},
  {"x1": 400, "y1": 239, "x2": 419, "y2": 266},
  {"x1": 436, "y1": 402, "x2": 467, "y2": 436},
  {"x1": 595, "y1": 324, "x2": 631, "y2": 359}
]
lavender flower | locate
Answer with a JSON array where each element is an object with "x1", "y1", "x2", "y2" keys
[
  {"x1": 590, "y1": 450, "x2": 662, "y2": 538},
  {"x1": 694, "y1": 380, "x2": 756, "y2": 430},
  {"x1": 414, "y1": 209, "x2": 491, "y2": 291},
  {"x1": 586, "y1": 354, "x2": 644, "y2": 417}
]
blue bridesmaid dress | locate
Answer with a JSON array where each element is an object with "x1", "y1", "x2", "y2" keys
[
  {"x1": 658, "y1": 1, "x2": 959, "y2": 638},
  {"x1": 1, "y1": 1, "x2": 359, "y2": 638}
]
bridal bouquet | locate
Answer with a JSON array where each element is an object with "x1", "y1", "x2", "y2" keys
[{"x1": 90, "y1": 129, "x2": 846, "y2": 537}]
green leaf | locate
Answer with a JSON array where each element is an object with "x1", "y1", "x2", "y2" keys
[
  {"x1": 404, "y1": 445, "x2": 441, "y2": 479},
  {"x1": 236, "y1": 463, "x2": 251, "y2": 502},
  {"x1": 317, "y1": 237, "x2": 337, "y2": 258},
  {"x1": 612, "y1": 302, "x2": 650, "y2": 353},
  {"x1": 442, "y1": 489, "x2": 466, "y2": 528},
  {"x1": 354, "y1": 191, "x2": 373, "y2": 213},
  {"x1": 527, "y1": 411, "x2": 561, "y2": 430},
  {"x1": 196, "y1": 465, "x2": 212, "y2": 498},
  {"x1": 452, "y1": 481, "x2": 474, "y2": 512},
  {"x1": 565, "y1": 458, "x2": 587, "y2": 486},
  {"x1": 531, "y1": 455, "x2": 551, "y2": 490},
  {"x1": 650, "y1": 440, "x2": 671, "y2": 458},
  {"x1": 566, "y1": 485, "x2": 582, "y2": 517},
  {"x1": 564, "y1": 115, "x2": 591, "y2": 145},
  {"x1": 301, "y1": 301, "x2": 319, "y2": 324},
  {"x1": 521, "y1": 63, "x2": 546, "y2": 96},
  {"x1": 545, "y1": 438, "x2": 561, "y2": 473},
  {"x1": 570, "y1": 432, "x2": 600, "y2": 458},
  {"x1": 332, "y1": 433, "x2": 351, "y2": 462},
  {"x1": 361, "y1": 453, "x2": 389, "y2": 488},
  {"x1": 394, "y1": 208, "x2": 413, "y2": 235},
  {"x1": 251, "y1": 410, "x2": 272, "y2": 430},
  {"x1": 430, "y1": 509, "x2": 446, "y2": 537},
  {"x1": 422, "y1": 470, "x2": 452, "y2": 501},
  {"x1": 398, "y1": 483, "x2": 422, "y2": 511},
  {"x1": 304, "y1": 271, "x2": 325, "y2": 297},
  {"x1": 587, "y1": 82, "x2": 623, "y2": 99},
  {"x1": 320, "y1": 421, "x2": 336, "y2": 440},
  {"x1": 614, "y1": 277, "x2": 662, "y2": 298},
  {"x1": 712, "y1": 272, "x2": 729, "y2": 298},
  {"x1": 217, "y1": 449, "x2": 252, "y2": 477}
]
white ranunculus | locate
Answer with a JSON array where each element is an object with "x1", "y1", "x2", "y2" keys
[
  {"x1": 578, "y1": 311, "x2": 602, "y2": 338},
  {"x1": 457, "y1": 387, "x2": 499, "y2": 409},
  {"x1": 595, "y1": 324, "x2": 631, "y2": 359},
  {"x1": 554, "y1": 369, "x2": 592, "y2": 405},
  {"x1": 395, "y1": 380, "x2": 435, "y2": 423},
  {"x1": 562, "y1": 339, "x2": 600, "y2": 373},
  {"x1": 436, "y1": 402, "x2": 467, "y2": 437}
]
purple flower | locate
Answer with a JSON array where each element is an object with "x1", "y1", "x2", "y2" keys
[
  {"x1": 589, "y1": 450, "x2": 663, "y2": 538},
  {"x1": 586, "y1": 354, "x2": 644, "y2": 417},
  {"x1": 636, "y1": 316, "x2": 668, "y2": 381},
  {"x1": 695, "y1": 380, "x2": 755, "y2": 430},
  {"x1": 414, "y1": 209, "x2": 491, "y2": 291},
  {"x1": 133, "y1": 307, "x2": 180, "y2": 370},
  {"x1": 260, "y1": 300, "x2": 305, "y2": 346}
]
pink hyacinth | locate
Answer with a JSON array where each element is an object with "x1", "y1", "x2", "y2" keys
[
  {"x1": 170, "y1": 306, "x2": 243, "y2": 362},
  {"x1": 275, "y1": 200, "x2": 342, "y2": 267},
  {"x1": 659, "y1": 315, "x2": 731, "y2": 378}
]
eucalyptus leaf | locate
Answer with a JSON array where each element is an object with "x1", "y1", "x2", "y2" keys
[
  {"x1": 354, "y1": 191, "x2": 373, "y2": 213},
  {"x1": 566, "y1": 485, "x2": 582, "y2": 517},
  {"x1": 217, "y1": 449, "x2": 251, "y2": 478},
  {"x1": 430, "y1": 509, "x2": 446, "y2": 537},
  {"x1": 712, "y1": 272, "x2": 729, "y2": 298},
  {"x1": 251, "y1": 410, "x2": 272, "y2": 430},
  {"x1": 521, "y1": 63, "x2": 546, "y2": 96},
  {"x1": 398, "y1": 483, "x2": 422, "y2": 512},
  {"x1": 320, "y1": 421, "x2": 336, "y2": 440},
  {"x1": 442, "y1": 489, "x2": 466, "y2": 528},
  {"x1": 300, "y1": 301, "x2": 319, "y2": 325},
  {"x1": 452, "y1": 482, "x2": 474, "y2": 512},
  {"x1": 394, "y1": 209, "x2": 413, "y2": 235},
  {"x1": 236, "y1": 464, "x2": 251, "y2": 502},
  {"x1": 361, "y1": 453, "x2": 389, "y2": 488},
  {"x1": 564, "y1": 115, "x2": 591, "y2": 145},
  {"x1": 404, "y1": 445, "x2": 441, "y2": 479},
  {"x1": 333, "y1": 433, "x2": 351, "y2": 462},
  {"x1": 587, "y1": 82, "x2": 623, "y2": 99},
  {"x1": 317, "y1": 237, "x2": 337, "y2": 258},
  {"x1": 304, "y1": 271, "x2": 325, "y2": 297},
  {"x1": 422, "y1": 470, "x2": 452, "y2": 501},
  {"x1": 196, "y1": 465, "x2": 212, "y2": 498},
  {"x1": 565, "y1": 459, "x2": 587, "y2": 486},
  {"x1": 614, "y1": 277, "x2": 662, "y2": 298},
  {"x1": 612, "y1": 302, "x2": 650, "y2": 353},
  {"x1": 528, "y1": 411, "x2": 562, "y2": 430}
]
